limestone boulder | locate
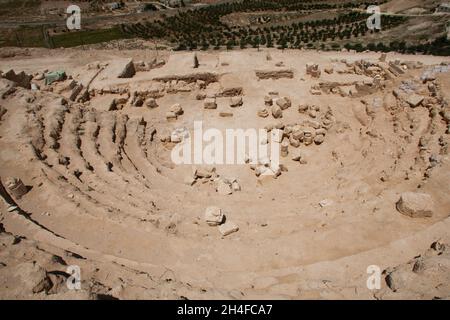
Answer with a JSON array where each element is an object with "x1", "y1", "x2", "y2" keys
[
  {"x1": 275, "y1": 97, "x2": 291, "y2": 110},
  {"x1": 204, "y1": 98, "x2": 217, "y2": 109},
  {"x1": 170, "y1": 103, "x2": 184, "y2": 115},
  {"x1": 396, "y1": 192, "x2": 434, "y2": 218},
  {"x1": 230, "y1": 96, "x2": 243, "y2": 107},
  {"x1": 218, "y1": 221, "x2": 239, "y2": 236},
  {"x1": 205, "y1": 206, "x2": 224, "y2": 226},
  {"x1": 145, "y1": 98, "x2": 158, "y2": 108},
  {"x1": 118, "y1": 59, "x2": 136, "y2": 78},
  {"x1": 257, "y1": 108, "x2": 269, "y2": 118},
  {"x1": 271, "y1": 104, "x2": 283, "y2": 119}
]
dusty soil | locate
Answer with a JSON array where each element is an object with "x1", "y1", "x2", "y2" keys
[{"x1": 0, "y1": 47, "x2": 449, "y2": 299}]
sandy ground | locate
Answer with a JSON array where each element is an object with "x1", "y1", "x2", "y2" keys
[{"x1": 0, "y1": 47, "x2": 449, "y2": 299}]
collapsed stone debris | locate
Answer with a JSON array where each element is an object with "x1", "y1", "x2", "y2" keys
[
  {"x1": 215, "y1": 177, "x2": 241, "y2": 195},
  {"x1": 171, "y1": 127, "x2": 189, "y2": 143},
  {"x1": 183, "y1": 166, "x2": 218, "y2": 186},
  {"x1": 204, "y1": 206, "x2": 238, "y2": 236}
]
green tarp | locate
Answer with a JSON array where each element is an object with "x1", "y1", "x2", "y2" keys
[{"x1": 45, "y1": 71, "x2": 66, "y2": 85}]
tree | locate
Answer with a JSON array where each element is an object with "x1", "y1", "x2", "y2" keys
[
  {"x1": 226, "y1": 39, "x2": 234, "y2": 50},
  {"x1": 193, "y1": 54, "x2": 199, "y2": 68}
]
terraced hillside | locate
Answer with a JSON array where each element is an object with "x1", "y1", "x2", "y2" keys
[
  {"x1": 1, "y1": 0, "x2": 450, "y2": 55},
  {"x1": 120, "y1": 0, "x2": 450, "y2": 55}
]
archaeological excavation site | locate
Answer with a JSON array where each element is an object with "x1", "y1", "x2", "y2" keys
[
  {"x1": 1, "y1": 47, "x2": 449, "y2": 301},
  {"x1": 0, "y1": 0, "x2": 450, "y2": 302}
]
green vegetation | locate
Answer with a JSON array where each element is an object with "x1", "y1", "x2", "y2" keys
[
  {"x1": 0, "y1": 25, "x2": 127, "y2": 48},
  {"x1": 1, "y1": 0, "x2": 448, "y2": 56},
  {"x1": 344, "y1": 37, "x2": 450, "y2": 56},
  {"x1": 0, "y1": 0, "x2": 40, "y2": 13},
  {"x1": 121, "y1": 0, "x2": 407, "y2": 52},
  {"x1": 51, "y1": 26, "x2": 127, "y2": 48},
  {"x1": 0, "y1": 25, "x2": 47, "y2": 47}
]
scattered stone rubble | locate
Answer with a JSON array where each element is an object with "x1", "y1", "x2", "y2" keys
[
  {"x1": 389, "y1": 71, "x2": 450, "y2": 138},
  {"x1": 182, "y1": 165, "x2": 243, "y2": 196},
  {"x1": 170, "y1": 127, "x2": 189, "y2": 143},
  {"x1": 263, "y1": 95, "x2": 292, "y2": 119},
  {"x1": 204, "y1": 206, "x2": 239, "y2": 236},
  {"x1": 184, "y1": 166, "x2": 215, "y2": 185},
  {"x1": 215, "y1": 177, "x2": 241, "y2": 195},
  {"x1": 316, "y1": 58, "x2": 420, "y2": 97},
  {"x1": 247, "y1": 154, "x2": 282, "y2": 179},
  {"x1": 379, "y1": 241, "x2": 450, "y2": 299},
  {"x1": 420, "y1": 63, "x2": 450, "y2": 82},
  {"x1": 166, "y1": 103, "x2": 184, "y2": 121},
  {"x1": 250, "y1": 104, "x2": 335, "y2": 177}
]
